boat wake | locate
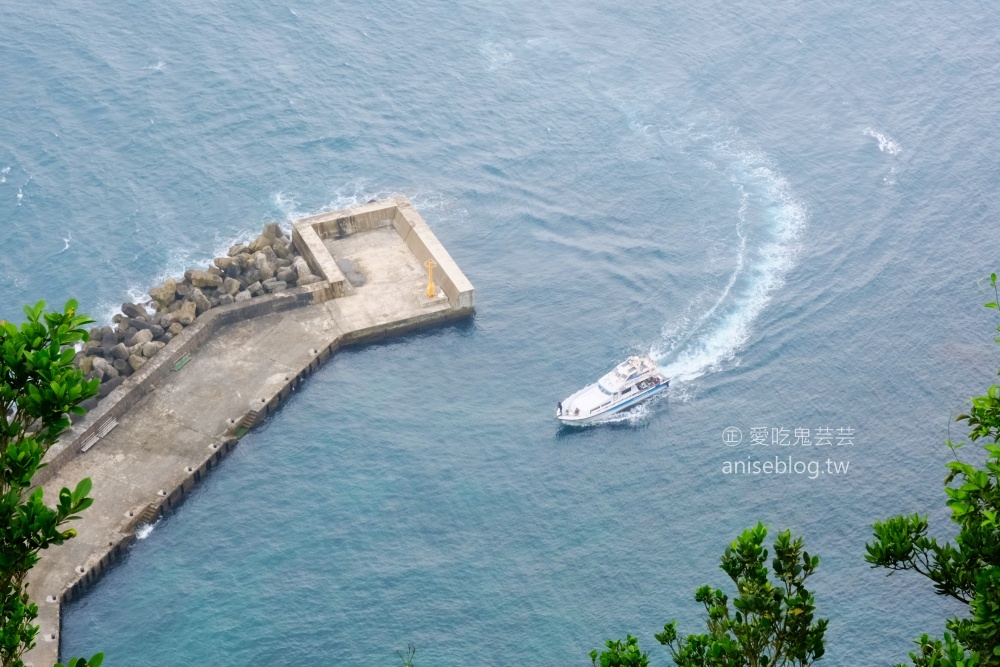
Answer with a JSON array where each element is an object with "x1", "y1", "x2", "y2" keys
[{"x1": 650, "y1": 132, "x2": 808, "y2": 392}]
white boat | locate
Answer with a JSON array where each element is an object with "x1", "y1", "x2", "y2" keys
[{"x1": 556, "y1": 355, "x2": 669, "y2": 425}]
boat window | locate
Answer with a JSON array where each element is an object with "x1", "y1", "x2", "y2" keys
[{"x1": 622, "y1": 387, "x2": 632, "y2": 395}]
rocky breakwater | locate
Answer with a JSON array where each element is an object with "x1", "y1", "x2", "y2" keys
[{"x1": 73, "y1": 222, "x2": 322, "y2": 417}]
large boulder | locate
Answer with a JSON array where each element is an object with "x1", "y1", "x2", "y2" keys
[
  {"x1": 149, "y1": 278, "x2": 177, "y2": 311},
  {"x1": 128, "y1": 328, "x2": 153, "y2": 347},
  {"x1": 221, "y1": 277, "x2": 241, "y2": 296},
  {"x1": 262, "y1": 279, "x2": 287, "y2": 293},
  {"x1": 141, "y1": 341, "x2": 166, "y2": 358},
  {"x1": 276, "y1": 266, "x2": 297, "y2": 284},
  {"x1": 248, "y1": 234, "x2": 272, "y2": 252},
  {"x1": 293, "y1": 257, "x2": 314, "y2": 278},
  {"x1": 111, "y1": 343, "x2": 130, "y2": 361},
  {"x1": 92, "y1": 356, "x2": 113, "y2": 380},
  {"x1": 167, "y1": 322, "x2": 184, "y2": 336},
  {"x1": 234, "y1": 290, "x2": 252, "y2": 302},
  {"x1": 228, "y1": 243, "x2": 249, "y2": 257},
  {"x1": 254, "y1": 252, "x2": 276, "y2": 280},
  {"x1": 175, "y1": 300, "x2": 198, "y2": 326},
  {"x1": 191, "y1": 288, "x2": 212, "y2": 315},
  {"x1": 121, "y1": 302, "x2": 146, "y2": 319},
  {"x1": 272, "y1": 238, "x2": 292, "y2": 260},
  {"x1": 218, "y1": 293, "x2": 234, "y2": 306},
  {"x1": 128, "y1": 354, "x2": 147, "y2": 372},
  {"x1": 186, "y1": 270, "x2": 223, "y2": 289},
  {"x1": 80, "y1": 356, "x2": 95, "y2": 375}
]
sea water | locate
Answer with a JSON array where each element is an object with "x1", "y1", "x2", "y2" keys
[{"x1": 2, "y1": 0, "x2": 999, "y2": 664}]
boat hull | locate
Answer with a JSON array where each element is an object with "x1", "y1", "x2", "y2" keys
[{"x1": 556, "y1": 380, "x2": 669, "y2": 425}]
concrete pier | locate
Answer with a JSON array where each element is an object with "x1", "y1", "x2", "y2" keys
[{"x1": 23, "y1": 197, "x2": 474, "y2": 666}]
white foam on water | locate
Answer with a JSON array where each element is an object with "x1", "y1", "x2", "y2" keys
[
  {"x1": 480, "y1": 41, "x2": 514, "y2": 71},
  {"x1": 651, "y1": 139, "x2": 807, "y2": 386},
  {"x1": 146, "y1": 61, "x2": 165, "y2": 71},
  {"x1": 864, "y1": 128, "x2": 901, "y2": 155},
  {"x1": 135, "y1": 520, "x2": 159, "y2": 540}
]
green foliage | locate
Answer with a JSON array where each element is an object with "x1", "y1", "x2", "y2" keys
[
  {"x1": 590, "y1": 524, "x2": 827, "y2": 667},
  {"x1": 866, "y1": 278, "x2": 1000, "y2": 666},
  {"x1": 590, "y1": 635, "x2": 650, "y2": 667},
  {"x1": 54, "y1": 654, "x2": 103, "y2": 667},
  {"x1": 395, "y1": 644, "x2": 416, "y2": 667},
  {"x1": 0, "y1": 300, "x2": 101, "y2": 667}
]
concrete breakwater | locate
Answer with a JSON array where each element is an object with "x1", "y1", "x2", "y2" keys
[
  {"x1": 25, "y1": 197, "x2": 474, "y2": 666},
  {"x1": 73, "y1": 219, "x2": 323, "y2": 413}
]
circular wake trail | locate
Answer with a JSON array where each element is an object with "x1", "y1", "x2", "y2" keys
[{"x1": 652, "y1": 140, "x2": 807, "y2": 385}]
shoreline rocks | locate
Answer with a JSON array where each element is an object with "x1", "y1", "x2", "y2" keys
[{"x1": 73, "y1": 221, "x2": 312, "y2": 418}]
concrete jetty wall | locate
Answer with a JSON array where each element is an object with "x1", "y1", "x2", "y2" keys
[{"x1": 25, "y1": 196, "x2": 474, "y2": 666}]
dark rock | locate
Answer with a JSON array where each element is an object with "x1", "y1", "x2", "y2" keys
[
  {"x1": 168, "y1": 300, "x2": 184, "y2": 313},
  {"x1": 167, "y1": 322, "x2": 184, "y2": 336},
  {"x1": 111, "y1": 343, "x2": 129, "y2": 361},
  {"x1": 112, "y1": 313, "x2": 123, "y2": 324},
  {"x1": 218, "y1": 293, "x2": 234, "y2": 306},
  {"x1": 79, "y1": 397, "x2": 99, "y2": 413},
  {"x1": 276, "y1": 266, "x2": 296, "y2": 284},
  {"x1": 98, "y1": 375, "x2": 125, "y2": 398},
  {"x1": 113, "y1": 358, "x2": 130, "y2": 374},
  {"x1": 161, "y1": 333, "x2": 174, "y2": 344},
  {"x1": 121, "y1": 302, "x2": 146, "y2": 319},
  {"x1": 175, "y1": 283, "x2": 192, "y2": 299},
  {"x1": 248, "y1": 281, "x2": 264, "y2": 296}
]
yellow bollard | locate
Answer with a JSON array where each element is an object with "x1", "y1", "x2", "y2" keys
[{"x1": 424, "y1": 259, "x2": 438, "y2": 298}]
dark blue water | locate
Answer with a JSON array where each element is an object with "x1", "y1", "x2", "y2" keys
[{"x1": 3, "y1": 0, "x2": 999, "y2": 664}]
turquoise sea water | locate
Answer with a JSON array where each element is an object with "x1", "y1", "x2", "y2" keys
[{"x1": 2, "y1": 0, "x2": 1000, "y2": 664}]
